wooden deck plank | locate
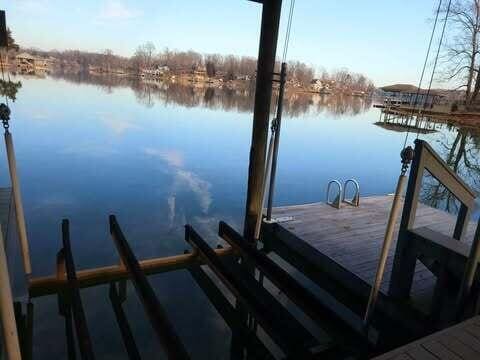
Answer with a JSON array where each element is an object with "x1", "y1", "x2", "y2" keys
[
  {"x1": 272, "y1": 195, "x2": 478, "y2": 313},
  {"x1": 373, "y1": 317, "x2": 480, "y2": 360}
]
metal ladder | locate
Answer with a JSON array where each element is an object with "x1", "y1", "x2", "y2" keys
[{"x1": 326, "y1": 179, "x2": 360, "y2": 209}]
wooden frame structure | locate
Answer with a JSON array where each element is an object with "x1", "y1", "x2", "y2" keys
[{"x1": 389, "y1": 139, "x2": 477, "y2": 324}]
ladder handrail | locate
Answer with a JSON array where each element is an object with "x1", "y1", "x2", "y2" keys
[{"x1": 326, "y1": 180, "x2": 343, "y2": 209}]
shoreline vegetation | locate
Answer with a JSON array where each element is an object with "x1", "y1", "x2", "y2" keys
[{"x1": 1, "y1": 42, "x2": 376, "y2": 97}]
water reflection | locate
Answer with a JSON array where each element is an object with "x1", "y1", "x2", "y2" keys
[
  {"x1": 422, "y1": 126, "x2": 480, "y2": 213},
  {"x1": 3, "y1": 72, "x2": 480, "y2": 358},
  {"x1": 47, "y1": 70, "x2": 373, "y2": 116}
]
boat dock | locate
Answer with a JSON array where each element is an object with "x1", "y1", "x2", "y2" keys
[{"x1": 265, "y1": 195, "x2": 477, "y2": 315}]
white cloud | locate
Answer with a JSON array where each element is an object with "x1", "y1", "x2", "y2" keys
[
  {"x1": 143, "y1": 148, "x2": 184, "y2": 168},
  {"x1": 175, "y1": 169, "x2": 212, "y2": 213},
  {"x1": 98, "y1": 0, "x2": 142, "y2": 21},
  {"x1": 143, "y1": 147, "x2": 212, "y2": 213},
  {"x1": 98, "y1": 113, "x2": 140, "y2": 135}
]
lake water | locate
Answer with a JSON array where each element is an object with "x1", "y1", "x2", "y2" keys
[{"x1": 2, "y1": 73, "x2": 480, "y2": 358}]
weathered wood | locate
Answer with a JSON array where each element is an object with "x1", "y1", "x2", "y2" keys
[
  {"x1": 263, "y1": 221, "x2": 428, "y2": 343},
  {"x1": 185, "y1": 224, "x2": 317, "y2": 358},
  {"x1": 390, "y1": 141, "x2": 426, "y2": 299},
  {"x1": 373, "y1": 316, "x2": 480, "y2": 360},
  {"x1": 109, "y1": 215, "x2": 190, "y2": 360},
  {"x1": 62, "y1": 219, "x2": 96, "y2": 360},
  {"x1": 244, "y1": 0, "x2": 282, "y2": 241},
  {"x1": 390, "y1": 139, "x2": 476, "y2": 303},
  {"x1": 0, "y1": 11, "x2": 7, "y2": 48},
  {"x1": 219, "y1": 221, "x2": 371, "y2": 352},
  {"x1": 29, "y1": 247, "x2": 234, "y2": 298},
  {"x1": 109, "y1": 282, "x2": 141, "y2": 360},
  {"x1": 188, "y1": 265, "x2": 273, "y2": 359},
  {"x1": 265, "y1": 195, "x2": 478, "y2": 338},
  {"x1": 0, "y1": 224, "x2": 22, "y2": 360}
]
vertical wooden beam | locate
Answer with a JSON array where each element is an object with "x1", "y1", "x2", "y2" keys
[
  {"x1": 389, "y1": 140, "x2": 425, "y2": 299},
  {"x1": 0, "y1": 11, "x2": 7, "y2": 48},
  {"x1": 456, "y1": 219, "x2": 480, "y2": 319},
  {"x1": 109, "y1": 215, "x2": 190, "y2": 360},
  {"x1": 62, "y1": 220, "x2": 96, "y2": 360},
  {"x1": 244, "y1": 0, "x2": 283, "y2": 241},
  {"x1": 453, "y1": 204, "x2": 470, "y2": 241},
  {"x1": 0, "y1": 224, "x2": 22, "y2": 360}
]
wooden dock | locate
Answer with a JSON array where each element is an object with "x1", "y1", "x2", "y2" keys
[
  {"x1": 373, "y1": 315, "x2": 480, "y2": 359},
  {"x1": 266, "y1": 195, "x2": 478, "y2": 317}
]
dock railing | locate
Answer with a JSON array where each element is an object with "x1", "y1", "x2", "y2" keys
[{"x1": 389, "y1": 139, "x2": 478, "y2": 325}]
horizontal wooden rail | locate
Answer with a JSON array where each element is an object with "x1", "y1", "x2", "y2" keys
[
  {"x1": 29, "y1": 246, "x2": 233, "y2": 298},
  {"x1": 185, "y1": 224, "x2": 315, "y2": 358},
  {"x1": 109, "y1": 215, "x2": 190, "y2": 360},
  {"x1": 219, "y1": 221, "x2": 371, "y2": 352},
  {"x1": 62, "y1": 219, "x2": 96, "y2": 360},
  {"x1": 188, "y1": 265, "x2": 273, "y2": 359}
]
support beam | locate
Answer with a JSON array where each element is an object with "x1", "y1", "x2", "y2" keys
[
  {"x1": 109, "y1": 283, "x2": 141, "y2": 360},
  {"x1": 29, "y1": 247, "x2": 233, "y2": 298},
  {"x1": 62, "y1": 219, "x2": 96, "y2": 360},
  {"x1": 244, "y1": 0, "x2": 282, "y2": 241},
  {"x1": 185, "y1": 224, "x2": 316, "y2": 358},
  {"x1": 109, "y1": 215, "x2": 190, "y2": 360},
  {"x1": 0, "y1": 11, "x2": 7, "y2": 48},
  {"x1": 188, "y1": 265, "x2": 273, "y2": 359},
  {"x1": 219, "y1": 221, "x2": 370, "y2": 352},
  {"x1": 0, "y1": 224, "x2": 22, "y2": 360}
]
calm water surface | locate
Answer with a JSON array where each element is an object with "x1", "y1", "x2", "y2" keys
[{"x1": 2, "y1": 74, "x2": 480, "y2": 358}]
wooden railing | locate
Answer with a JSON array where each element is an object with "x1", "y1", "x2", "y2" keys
[{"x1": 389, "y1": 139, "x2": 478, "y2": 326}]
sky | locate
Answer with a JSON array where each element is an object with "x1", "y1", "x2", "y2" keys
[{"x1": 3, "y1": 0, "x2": 439, "y2": 86}]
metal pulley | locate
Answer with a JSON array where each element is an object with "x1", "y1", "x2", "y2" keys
[{"x1": 0, "y1": 103, "x2": 10, "y2": 121}]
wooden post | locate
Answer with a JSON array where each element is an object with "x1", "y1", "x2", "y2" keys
[
  {"x1": 389, "y1": 141, "x2": 424, "y2": 299},
  {"x1": 110, "y1": 215, "x2": 190, "y2": 360},
  {"x1": 456, "y1": 219, "x2": 480, "y2": 319},
  {"x1": 244, "y1": 0, "x2": 282, "y2": 241},
  {"x1": 5, "y1": 131, "x2": 32, "y2": 276},
  {"x1": 0, "y1": 224, "x2": 22, "y2": 360},
  {"x1": 0, "y1": 11, "x2": 7, "y2": 48}
]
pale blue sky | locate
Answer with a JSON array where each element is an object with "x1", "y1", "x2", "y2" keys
[{"x1": 3, "y1": 0, "x2": 438, "y2": 86}]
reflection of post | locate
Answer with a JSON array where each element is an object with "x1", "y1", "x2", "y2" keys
[
  {"x1": 5, "y1": 131, "x2": 32, "y2": 276},
  {"x1": 0, "y1": 224, "x2": 22, "y2": 360}
]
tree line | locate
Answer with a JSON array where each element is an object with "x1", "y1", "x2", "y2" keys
[{"x1": 19, "y1": 41, "x2": 375, "y2": 92}]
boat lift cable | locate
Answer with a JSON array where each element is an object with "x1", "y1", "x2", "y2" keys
[
  {"x1": 417, "y1": 0, "x2": 452, "y2": 137},
  {"x1": 364, "y1": 0, "x2": 451, "y2": 329},
  {"x1": 402, "y1": 0, "x2": 443, "y2": 149}
]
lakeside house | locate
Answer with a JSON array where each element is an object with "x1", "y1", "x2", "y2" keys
[
  {"x1": 16, "y1": 52, "x2": 55, "y2": 72},
  {"x1": 310, "y1": 78, "x2": 335, "y2": 93},
  {"x1": 141, "y1": 65, "x2": 170, "y2": 78}
]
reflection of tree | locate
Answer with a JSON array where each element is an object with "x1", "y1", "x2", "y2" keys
[
  {"x1": 0, "y1": 79, "x2": 22, "y2": 102},
  {"x1": 421, "y1": 128, "x2": 480, "y2": 213},
  {"x1": 47, "y1": 71, "x2": 373, "y2": 117}
]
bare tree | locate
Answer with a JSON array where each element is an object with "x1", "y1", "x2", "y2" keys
[
  {"x1": 134, "y1": 42, "x2": 156, "y2": 70},
  {"x1": 441, "y1": 0, "x2": 480, "y2": 104}
]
